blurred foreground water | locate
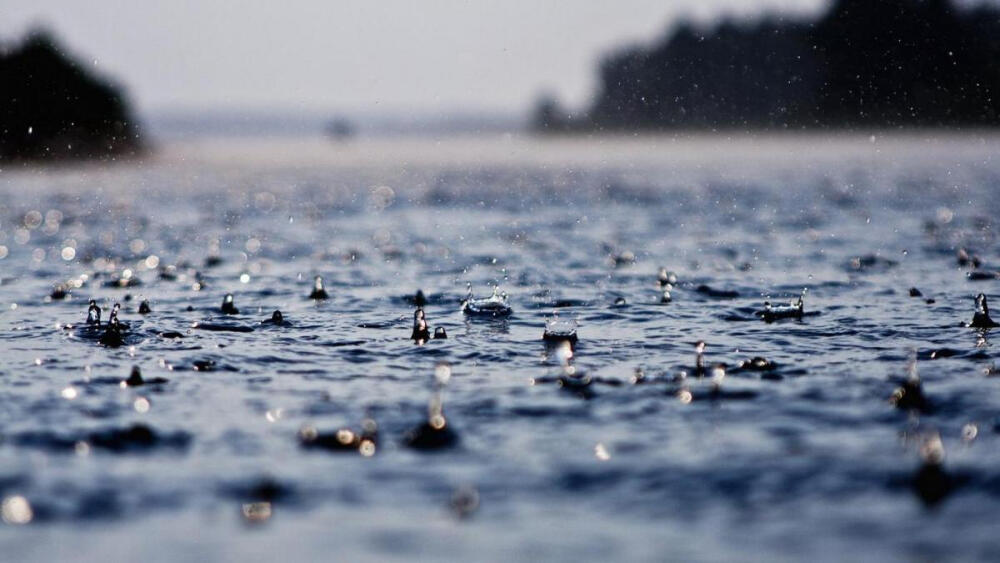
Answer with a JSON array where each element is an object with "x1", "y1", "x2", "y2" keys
[{"x1": 2, "y1": 133, "x2": 1000, "y2": 562}]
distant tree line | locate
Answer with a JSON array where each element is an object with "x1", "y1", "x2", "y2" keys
[
  {"x1": 534, "y1": 0, "x2": 1000, "y2": 131},
  {"x1": 0, "y1": 29, "x2": 142, "y2": 161}
]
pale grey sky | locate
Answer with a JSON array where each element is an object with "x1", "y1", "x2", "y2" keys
[{"x1": 1, "y1": 1, "x2": 825, "y2": 115}]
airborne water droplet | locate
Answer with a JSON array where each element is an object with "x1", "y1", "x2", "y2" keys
[
  {"x1": 434, "y1": 363, "x2": 452, "y2": 386},
  {"x1": 1, "y1": 495, "x2": 33, "y2": 525}
]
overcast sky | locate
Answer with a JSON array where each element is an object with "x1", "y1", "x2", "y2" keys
[{"x1": 1, "y1": 1, "x2": 826, "y2": 115}]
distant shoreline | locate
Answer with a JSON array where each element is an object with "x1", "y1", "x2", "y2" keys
[
  {"x1": 5, "y1": 128, "x2": 996, "y2": 175},
  {"x1": 536, "y1": 0, "x2": 1000, "y2": 133},
  {"x1": 1, "y1": 130, "x2": 985, "y2": 177},
  {"x1": 528, "y1": 126, "x2": 1000, "y2": 141}
]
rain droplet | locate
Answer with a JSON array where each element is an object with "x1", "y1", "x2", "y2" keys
[
  {"x1": 594, "y1": 443, "x2": 610, "y2": 461},
  {"x1": 434, "y1": 362, "x2": 452, "y2": 386},
  {"x1": 134, "y1": 397, "x2": 151, "y2": 413},
  {"x1": 1, "y1": 495, "x2": 33, "y2": 525}
]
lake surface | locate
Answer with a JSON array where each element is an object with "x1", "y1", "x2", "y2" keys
[{"x1": 1, "y1": 133, "x2": 999, "y2": 562}]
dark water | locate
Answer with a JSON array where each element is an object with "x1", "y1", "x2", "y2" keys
[{"x1": 1, "y1": 134, "x2": 999, "y2": 561}]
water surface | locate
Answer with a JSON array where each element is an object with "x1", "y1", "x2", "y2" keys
[{"x1": 1, "y1": 133, "x2": 999, "y2": 562}]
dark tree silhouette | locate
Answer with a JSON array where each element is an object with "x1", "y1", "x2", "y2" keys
[
  {"x1": 0, "y1": 29, "x2": 142, "y2": 161},
  {"x1": 536, "y1": 0, "x2": 1000, "y2": 131},
  {"x1": 532, "y1": 93, "x2": 571, "y2": 132},
  {"x1": 814, "y1": 0, "x2": 999, "y2": 126}
]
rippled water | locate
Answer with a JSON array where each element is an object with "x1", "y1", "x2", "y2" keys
[{"x1": 2, "y1": 134, "x2": 1000, "y2": 561}]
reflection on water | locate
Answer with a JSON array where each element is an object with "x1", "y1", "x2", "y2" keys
[{"x1": 1, "y1": 134, "x2": 1000, "y2": 561}]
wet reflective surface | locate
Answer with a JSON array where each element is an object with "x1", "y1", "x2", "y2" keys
[{"x1": 2, "y1": 134, "x2": 1000, "y2": 561}]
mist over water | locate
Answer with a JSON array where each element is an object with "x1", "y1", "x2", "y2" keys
[{"x1": 2, "y1": 134, "x2": 1000, "y2": 561}]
